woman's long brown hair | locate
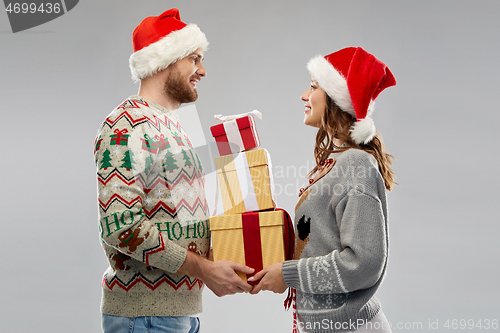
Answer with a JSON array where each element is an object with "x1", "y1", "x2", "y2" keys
[{"x1": 310, "y1": 96, "x2": 396, "y2": 191}]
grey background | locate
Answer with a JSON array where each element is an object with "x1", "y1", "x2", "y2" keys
[{"x1": 1, "y1": 1, "x2": 499, "y2": 332}]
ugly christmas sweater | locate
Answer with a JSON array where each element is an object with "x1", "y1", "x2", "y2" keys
[
  {"x1": 282, "y1": 149, "x2": 389, "y2": 333},
  {"x1": 94, "y1": 96, "x2": 210, "y2": 317}
]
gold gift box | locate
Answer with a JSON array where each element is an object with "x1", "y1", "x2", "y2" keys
[
  {"x1": 209, "y1": 210, "x2": 286, "y2": 282},
  {"x1": 215, "y1": 149, "x2": 276, "y2": 215}
]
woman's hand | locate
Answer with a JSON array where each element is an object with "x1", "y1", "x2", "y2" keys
[{"x1": 248, "y1": 262, "x2": 287, "y2": 295}]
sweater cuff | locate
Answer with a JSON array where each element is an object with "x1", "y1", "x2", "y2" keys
[
  {"x1": 156, "y1": 241, "x2": 188, "y2": 274},
  {"x1": 282, "y1": 260, "x2": 300, "y2": 289}
]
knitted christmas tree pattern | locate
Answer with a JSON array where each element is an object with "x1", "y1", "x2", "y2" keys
[
  {"x1": 181, "y1": 149, "x2": 192, "y2": 168},
  {"x1": 196, "y1": 153, "x2": 203, "y2": 173},
  {"x1": 145, "y1": 155, "x2": 154, "y2": 174},
  {"x1": 121, "y1": 150, "x2": 136, "y2": 171},
  {"x1": 97, "y1": 103, "x2": 208, "y2": 219},
  {"x1": 96, "y1": 97, "x2": 208, "y2": 292},
  {"x1": 163, "y1": 151, "x2": 178, "y2": 173},
  {"x1": 100, "y1": 149, "x2": 112, "y2": 170}
]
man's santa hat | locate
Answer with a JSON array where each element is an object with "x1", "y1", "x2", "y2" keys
[
  {"x1": 307, "y1": 47, "x2": 396, "y2": 144},
  {"x1": 129, "y1": 8, "x2": 209, "y2": 81}
]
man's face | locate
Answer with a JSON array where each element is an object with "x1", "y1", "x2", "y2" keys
[{"x1": 163, "y1": 48, "x2": 206, "y2": 104}]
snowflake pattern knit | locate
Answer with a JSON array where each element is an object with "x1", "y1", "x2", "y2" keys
[{"x1": 94, "y1": 96, "x2": 210, "y2": 317}]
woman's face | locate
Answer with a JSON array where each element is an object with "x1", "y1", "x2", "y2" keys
[{"x1": 301, "y1": 79, "x2": 326, "y2": 128}]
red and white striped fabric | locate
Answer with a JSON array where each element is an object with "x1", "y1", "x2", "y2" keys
[{"x1": 210, "y1": 111, "x2": 261, "y2": 156}]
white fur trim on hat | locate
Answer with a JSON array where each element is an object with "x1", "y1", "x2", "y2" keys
[
  {"x1": 306, "y1": 55, "x2": 378, "y2": 118},
  {"x1": 350, "y1": 117, "x2": 376, "y2": 145},
  {"x1": 307, "y1": 55, "x2": 377, "y2": 144},
  {"x1": 307, "y1": 55, "x2": 355, "y2": 117},
  {"x1": 129, "y1": 24, "x2": 209, "y2": 82}
]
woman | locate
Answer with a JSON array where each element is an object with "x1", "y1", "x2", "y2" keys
[{"x1": 249, "y1": 47, "x2": 396, "y2": 333}]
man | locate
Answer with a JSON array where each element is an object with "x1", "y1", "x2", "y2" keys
[{"x1": 94, "y1": 8, "x2": 254, "y2": 332}]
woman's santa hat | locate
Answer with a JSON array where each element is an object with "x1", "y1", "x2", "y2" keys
[
  {"x1": 307, "y1": 47, "x2": 396, "y2": 144},
  {"x1": 129, "y1": 8, "x2": 209, "y2": 82}
]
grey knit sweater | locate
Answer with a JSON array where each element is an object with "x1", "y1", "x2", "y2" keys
[{"x1": 282, "y1": 148, "x2": 389, "y2": 333}]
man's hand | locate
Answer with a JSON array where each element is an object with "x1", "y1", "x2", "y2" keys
[
  {"x1": 178, "y1": 251, "x2": 254, "y2": 297},
  {"x1": 248, "y1": 262, "x2": 287, "y2": 295},
  {"x1": 200, "y1": 260, "x2": 255, "y2": 297}
]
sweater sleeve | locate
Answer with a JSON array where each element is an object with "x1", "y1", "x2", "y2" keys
[
  {"x1": 282, "y1": 189, "x2": 388, "y2": 295},
  {"x1": 95, "y1": 119, "x2": 187, "y2": 274}
]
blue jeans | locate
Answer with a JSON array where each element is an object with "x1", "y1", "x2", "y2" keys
[{"x1": 102, "y1": 314, "x2": 200, "y2": 333}]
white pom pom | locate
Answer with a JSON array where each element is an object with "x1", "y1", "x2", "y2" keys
[{"x1": 350, "y1": 117, "x2": 376, "y2": 145}]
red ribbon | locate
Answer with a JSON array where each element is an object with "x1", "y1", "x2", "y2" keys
[
  {"x1": 241, "y1": 209, "x2": 295, "y2": 286},
  {"x1": 211, "y1": 116, "x2": 259, "y2": 156},
  {"x1": 276, "y1": 208, "x2": 295, "y2": 261},
  {"x1": 240, "y1": 209, "x2": 297, "y2": 331},
  {"x1": 241, "y1": 212, "x2": 263, "y2": 285},
  {"x1": 237, "y1": 117, "x2": 257, "y2": 151}
]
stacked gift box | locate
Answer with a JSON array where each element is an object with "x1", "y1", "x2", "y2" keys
[{"x1": 209, "y1": 112, "x2": 294, "y2": 284}]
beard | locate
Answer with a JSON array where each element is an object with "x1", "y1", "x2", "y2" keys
[{"x1": 163, "y1": 66, "x2": 199, "y2": 104}]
